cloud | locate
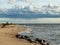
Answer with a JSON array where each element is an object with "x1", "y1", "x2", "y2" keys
[
  {"x1": 0, "y1": 3, "x2": 60, "y2": 19},
  {"x1": 8, "y1": 0, "x2": 17, "y2": 4},
  {"x1": 41, "y1": 5, "x2": 60, "y2": 15},
  {"x1": 18, "y1": 0, "x2": 30, "y2": 2},
  {"x1": 8, "y1": 0, "x2": 30, "y2": 5},
  {"x1": 22, "y1": 0, "x2": 29, "y2": 2}
]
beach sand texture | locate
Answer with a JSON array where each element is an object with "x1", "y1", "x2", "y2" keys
[{"x1": 0, "y1": 24, "x2": 40, "y2": 45}]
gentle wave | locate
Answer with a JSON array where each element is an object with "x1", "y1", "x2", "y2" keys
[{"x1": 21, "y1": 24, "x2": 60, "y2": 45}]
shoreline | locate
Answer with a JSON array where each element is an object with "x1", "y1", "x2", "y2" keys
[{"x1": 0, "y1": 24, "x2": 39, "y2": 45}]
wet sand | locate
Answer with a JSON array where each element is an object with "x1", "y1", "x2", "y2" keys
[{"x1": 0, "y1": 24, "x2": 40, "y2": 45}]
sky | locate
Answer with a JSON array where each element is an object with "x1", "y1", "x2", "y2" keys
[
  {"x1": 0, "y1": 0, "x2": 60, "y2": 23},
  {"x1": 0, "y1": 0, "x2": 60, "y2": 9},
  {"x1": 0, "y1": 18, "x2": 60, "y2": 23}
]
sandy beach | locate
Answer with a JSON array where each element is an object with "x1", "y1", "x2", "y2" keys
[{"x1": 0, "y1": 24, "x2": 40, "y2": 45}]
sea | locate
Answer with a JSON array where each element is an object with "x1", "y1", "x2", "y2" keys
[{"x1": 20, "y1": 24, "x2": 60, "y2": 45}]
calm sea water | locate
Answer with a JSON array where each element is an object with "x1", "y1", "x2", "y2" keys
[{"x1": 21, "y1": 24, "x2": 60, "y2": 45}]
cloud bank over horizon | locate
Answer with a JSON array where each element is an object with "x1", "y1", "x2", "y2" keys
[
  {"x1": 0, "y1": 4, "x2": 60, "y2": 19},
  {"x1": 0, "y1": 0, "x2": 60, "y2": 23}
]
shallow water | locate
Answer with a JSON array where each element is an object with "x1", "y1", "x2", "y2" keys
[{"x1": 21, "y1": 24, "x2": 60, "y2": 45}]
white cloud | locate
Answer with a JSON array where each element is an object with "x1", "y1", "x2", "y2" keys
[
  {"x1": 18, "y1": 0, "x2": 30, "y2": 2},
  {"x1": 41, "y1": 5, "x2": 60, "y2": 15},
  {"x1": 8, "y1": 0, "x2": 17, "y2": 4},
  {"x1": 1, "y1": 3, "x2": 60, "y2": 17},
  {"x1": 24, "y1": 0, "x2": 29, "y2": 2}
]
